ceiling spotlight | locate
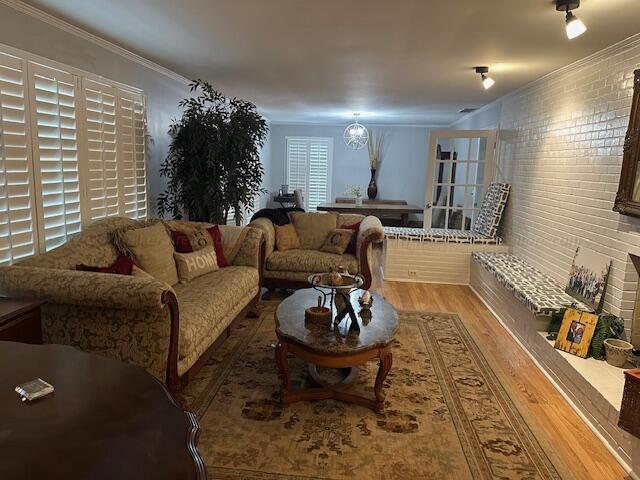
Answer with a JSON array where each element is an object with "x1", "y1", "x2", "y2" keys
[
  {"x1": 475, "y1": 66, "x2": 494, "y2": 90},
  {"x1": 556, "y1": 0, "x2": 587, "y2": 39}
]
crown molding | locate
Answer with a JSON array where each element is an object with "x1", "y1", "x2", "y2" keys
[{"x1": 0, "y1": 0, "x2": 190, "y2": 85}]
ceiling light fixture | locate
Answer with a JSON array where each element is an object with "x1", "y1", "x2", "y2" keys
[
  {"x1": 474, "y1": 67, "x2": 495, "y2": 90},
  {"x1": 556, "y1": 0, "x2": 587, "y2": 39},
  {"x1": 343, "y1": 113, "x2": 369, "y2": 150}
]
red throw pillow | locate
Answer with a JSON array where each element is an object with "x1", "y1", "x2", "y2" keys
[
  {"x1": 206, "y1": 225, "x2": 228, "y2": 267},
  {"x1": 76, "y1": 255, "x2": 134, "y2": 275},
  {"x1": 340, "y1": 222, "x2": 361, "y2": 255},
  {"x1": 171, "y1": 229, "x2": 193, "y2": 253}
]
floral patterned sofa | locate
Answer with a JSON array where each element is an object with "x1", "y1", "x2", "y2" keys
[
  {"x1": 0, "y1": 217, "x2": 264, "y2": 393},
  {"x1": 249, "y1": 213, "x2": 384, "y2": 290}
]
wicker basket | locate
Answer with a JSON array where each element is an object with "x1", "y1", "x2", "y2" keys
[{"x1": 604, "y1": 338, "x2": 633, "y2": 367}]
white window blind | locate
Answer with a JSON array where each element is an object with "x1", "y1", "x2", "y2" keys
[
  {"x1": 83, "y1": 78, "x2": 118, "y2": 221},
  {"x1": 0, "y1": 44, "x2": 148, "y2": 265},
  {"x1": 28, "y1": 62, "x2": 81, "y2": 252},
  {"x1": 0, "y1": 52, "x2": 38, "y2": 264},
  {"x1": 117, "y1": 89, "x2": 147, "y2": 220},
  {"x1": 285, "y1": 137, "x2": 332, "y2": 211}
]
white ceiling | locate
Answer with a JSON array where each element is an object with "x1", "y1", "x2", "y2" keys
[{"x1": 23, "y1": 0, "x2": 640, "y2": 126}]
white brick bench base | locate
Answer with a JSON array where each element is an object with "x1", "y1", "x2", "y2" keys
[
  {"x1": 384, "y1": 239, "x2": 508, "y2": 284},
  {"x1": 470, "y1": 261, "x2": 632, "y2": 470}
]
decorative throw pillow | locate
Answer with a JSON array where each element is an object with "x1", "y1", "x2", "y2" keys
[
  {"x1": 116, "y1": 222, "x2": 179, "y2": 285},
  {"x1": 169, "y1": 225, "x2": 229, "y2": 267},
  {"x1": 174, "y1": 246, "x2": 219, "y2": 283},
  {"x1": 170, "y1": 229, "x2": 193, "y2": 253},
  {"x1": 206, "y1": 225, "x2": 229, "y2": 267},
  {"x1": 289, "y1": 212, "x2": 338, "y2": 250},
  {"x1": 320, "y1": 229, "x2": 354, "y2": 255},
  {"x1": 340, "y1": 222, "x2": 361, "y2": 255},
  {"x1": 76, "y1": 254, "x2": 135, "y2": 275},
  {"x1": 131, "y1": 265, "x2": 155, "y2": 280},
  {"x1": 275, "y1": 223, "x2": 301, "y2": 251}
]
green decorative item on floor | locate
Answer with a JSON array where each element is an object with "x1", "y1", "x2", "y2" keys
[
  {"x1": 591, "y1": 313, "x2": 625, "y2": 360},
  {"x1": 157, "y1": 80, "x2": 269, "y2": 225}
]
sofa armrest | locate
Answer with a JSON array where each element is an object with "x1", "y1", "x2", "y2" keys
[
  {"x1": 356, "y1": 216, "x2": 384, "y2": 260},
  {"x1": 232, "y1": 226, "x2": 265, "y2": 269},
  {"x1": 0, "y1": 266, "x2": 172, "y2": 310},
  {"x1": 249, "y1": 218, "x2": 275, "y2": 260}
]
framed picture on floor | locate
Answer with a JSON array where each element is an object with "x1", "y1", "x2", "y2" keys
[
  {"x1": 554, "y1": 308, "x2": 598, "y2": 358},
  {"x1": 565, "y1": 247, "x2": 611, "y2": 312}
]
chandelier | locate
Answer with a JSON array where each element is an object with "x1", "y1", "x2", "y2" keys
[{"x1": 343, "y1": 114, "x2": 369, "y2": 150}]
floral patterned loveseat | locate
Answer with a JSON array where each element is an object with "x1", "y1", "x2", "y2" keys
[
  {"x1": 0, "y1": 217, "x2": 264, "y2": 393},
  {"x1": 249, "y1": 213, "x2": 384, "y2": 290}
]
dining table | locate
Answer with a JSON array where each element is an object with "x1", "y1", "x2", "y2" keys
[{"x1": 317, "y1": 202, "x2": 423, "y2": 226}]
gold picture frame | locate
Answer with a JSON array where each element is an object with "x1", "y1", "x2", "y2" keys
[{"x1": 554, "y1": 308, "x2": 598, "y2": 358}]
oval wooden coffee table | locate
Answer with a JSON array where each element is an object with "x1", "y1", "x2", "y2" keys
[
  {"x1": 0, "y1": 341, "x2": 206, "y2": 480},
  {"x1": 275, "y1": 288, "x2": 398, "y2": 412}
]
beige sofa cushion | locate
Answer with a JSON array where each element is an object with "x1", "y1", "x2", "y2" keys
[
  {"x1": 266, "y1": 249, "x2": 357, "y2": 274},
  {"x1": 174, "y1": 246, "x2": 219, "y2": 283},
  {"x1": 117, "y1": 222, "x2": 178, "y2": 285},
  {"x1": 274, "y1": 223, "x2": 301, "y2": 251},
  {"x1": 173, "y1": 266, "x2": 259, "y2": 368},
  {"x1": 289, "y1": 212, "x2": 338, "y2": 250}
]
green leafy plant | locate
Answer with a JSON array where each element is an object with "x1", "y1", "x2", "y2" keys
[{"x1": 157, "y1": 80, "x2": 269, "y2": 225}]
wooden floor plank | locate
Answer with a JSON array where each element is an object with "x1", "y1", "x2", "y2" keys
[{"x1": 378, "y1": 280, "x2": 629, "y2": 480}]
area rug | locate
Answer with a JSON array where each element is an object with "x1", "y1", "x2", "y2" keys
[{"x1": 178, "y1": 304, "x2": 570, "y2": 480}]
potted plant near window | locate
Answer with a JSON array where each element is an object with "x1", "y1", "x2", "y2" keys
[
  {"x1": 158, "y1": 80, "x2": 269, "y2": 225},
  {"x1": 346, "y1": 185, "x2": 363, "y2": 206}
]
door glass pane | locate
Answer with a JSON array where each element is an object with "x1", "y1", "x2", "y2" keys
[
  {"x1": 452, "y1": 137, "x2": 470, "y2": 161},
  {"x1": 447, "y1": 208, "x2": 463, "y2": 229},
  {"x1": 464, "y1": 186, "x2": 483, "y2": 210},
  {"x1": 451, "y1": 162, "x2": 468, "y2": 184},
  {"x1": 470, "y1": 137, "x2": 487, "y2": 161},
  {"x1": 449, "y1": 186, "x2": 466, "y2": 209},
  {"x1": 433, "y1": 185, "x2": 449, "y2": 207},
  {"x1": 467, "y1": 162, "x2": 484, "y2": 185},
  {"x1": 435, "y1": 162, "x2": 451, "y2": 183},
  {"x1": 431, "y1": 208, "x2": 446, "y2": 228}
]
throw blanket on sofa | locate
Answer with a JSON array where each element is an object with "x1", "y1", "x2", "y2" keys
[{"x1": 250, "y1": 207, "x2": 304, "y2": 226}]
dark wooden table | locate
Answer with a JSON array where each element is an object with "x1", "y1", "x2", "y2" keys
[
  {"x1": 275, "y1": 288, "x2": 398, "y2": 412},
  {"x1": 0, "y1": 297, "x2": 45, "y2": 344},
  {"x1": 317, "y1": 202, "x2": 423, "y2": 226},
  {"x1": 0, "y1": 341, "x2": 207, "y2": 480}
]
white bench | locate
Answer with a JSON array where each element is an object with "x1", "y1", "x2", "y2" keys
[
  {"x1": 383, "y1": 182, "x2": 511, "y2": 284},
  {"x1": 470, "y1": 252, "x2": 631, "y2": 466}
]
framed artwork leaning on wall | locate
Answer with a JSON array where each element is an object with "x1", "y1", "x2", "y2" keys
[{"x1": 614, "y1": 69, "x2": 640, "y2": 217}]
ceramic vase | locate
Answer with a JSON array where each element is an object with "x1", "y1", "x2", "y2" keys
[{"x1": 367, "y1": 169, "x2": 378, "y2": 199}]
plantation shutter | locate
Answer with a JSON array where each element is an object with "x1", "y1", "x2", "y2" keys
[
  {"x1": 82, "y1": 78, "x2": 118, "y2": 220},
  {"x1": 0, "y1": 52, "x2": 38, "y2": 265},
  {"x1": 285, "y1": 137, "x2": 331, "y2": 211},
  {"x1": 117, "y1": 89, "x2": 147, "y2": 219},
  {"x1": 307, "y1": 140, "x2": 331, "y2": 211},
  {"x1": 27, "y1": 61, "x2": 81, "y2": 252}
]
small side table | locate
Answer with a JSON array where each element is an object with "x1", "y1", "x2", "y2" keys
[{"x1": 0, "y1": 297, "x2": 45, "y2": 344}]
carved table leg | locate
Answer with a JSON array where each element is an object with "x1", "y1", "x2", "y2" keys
[
  {"x1": 374, "y1": 350, "x2": 393, "y2": 412},
  {"x1": 275, "y1": 342, "x2": 290, "y2": 406}
]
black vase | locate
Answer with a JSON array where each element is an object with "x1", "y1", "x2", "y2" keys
[{"x1": 367, "y1": 169, "x2": 378, "y2": 200}]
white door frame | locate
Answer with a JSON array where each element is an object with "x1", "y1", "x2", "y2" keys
[{"x1": 425, "y1": 129, "x2": 497, "y2": 228}]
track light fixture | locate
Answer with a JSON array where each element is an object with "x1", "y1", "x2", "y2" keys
[
  {"x1": 556, "y1": 0, "x2": 587, "y2": 39},
  {"x1": 475, "y1": 67, "x2": 494, "y2": 90}
]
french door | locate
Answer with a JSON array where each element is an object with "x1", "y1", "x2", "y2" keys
[{"x1": 424, "y1": 130, "x2": 496, "y2": 230}]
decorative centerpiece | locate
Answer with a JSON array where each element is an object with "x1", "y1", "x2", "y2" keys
[
  {"x1": 308, "y1": 269, "x2": 364, "y2": 332},
  {"x1": 358, "y1": 290, "x2": 373, "y2": 310},
  {"x1": 305, "y1": 295, "x2": 331, "y2": 325}
]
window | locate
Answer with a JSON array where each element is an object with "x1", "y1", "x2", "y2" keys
[
  {"x1": 0, "y1": 45, "x2": 147, "y2": 264},
  {"x1": 285, "y1": 137, "x2": 332, "y2": 211}
]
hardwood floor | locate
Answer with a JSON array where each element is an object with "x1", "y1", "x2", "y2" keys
[{"x1": 378, "y1": 280, "x2": 629, "y2": 479}]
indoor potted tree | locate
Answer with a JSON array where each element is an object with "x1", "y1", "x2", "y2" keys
[{"x1": 157, "y1": 80, "x2": 269, "y2": 225}]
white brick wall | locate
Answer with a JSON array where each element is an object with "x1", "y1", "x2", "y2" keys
[{"x1": 457, "y1": 35, "x2": 640, "y2": 335}]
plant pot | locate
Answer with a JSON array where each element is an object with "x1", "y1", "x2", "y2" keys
[
  {"x1": 367, "y1": 169, "x2": 378, "y2": 200},
  {"x1": 355, "y1": 196, "x2": 363, "y2": 206},
  {"x1": 604, "y1": 338, "x2": 633, "y2": 367}
]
